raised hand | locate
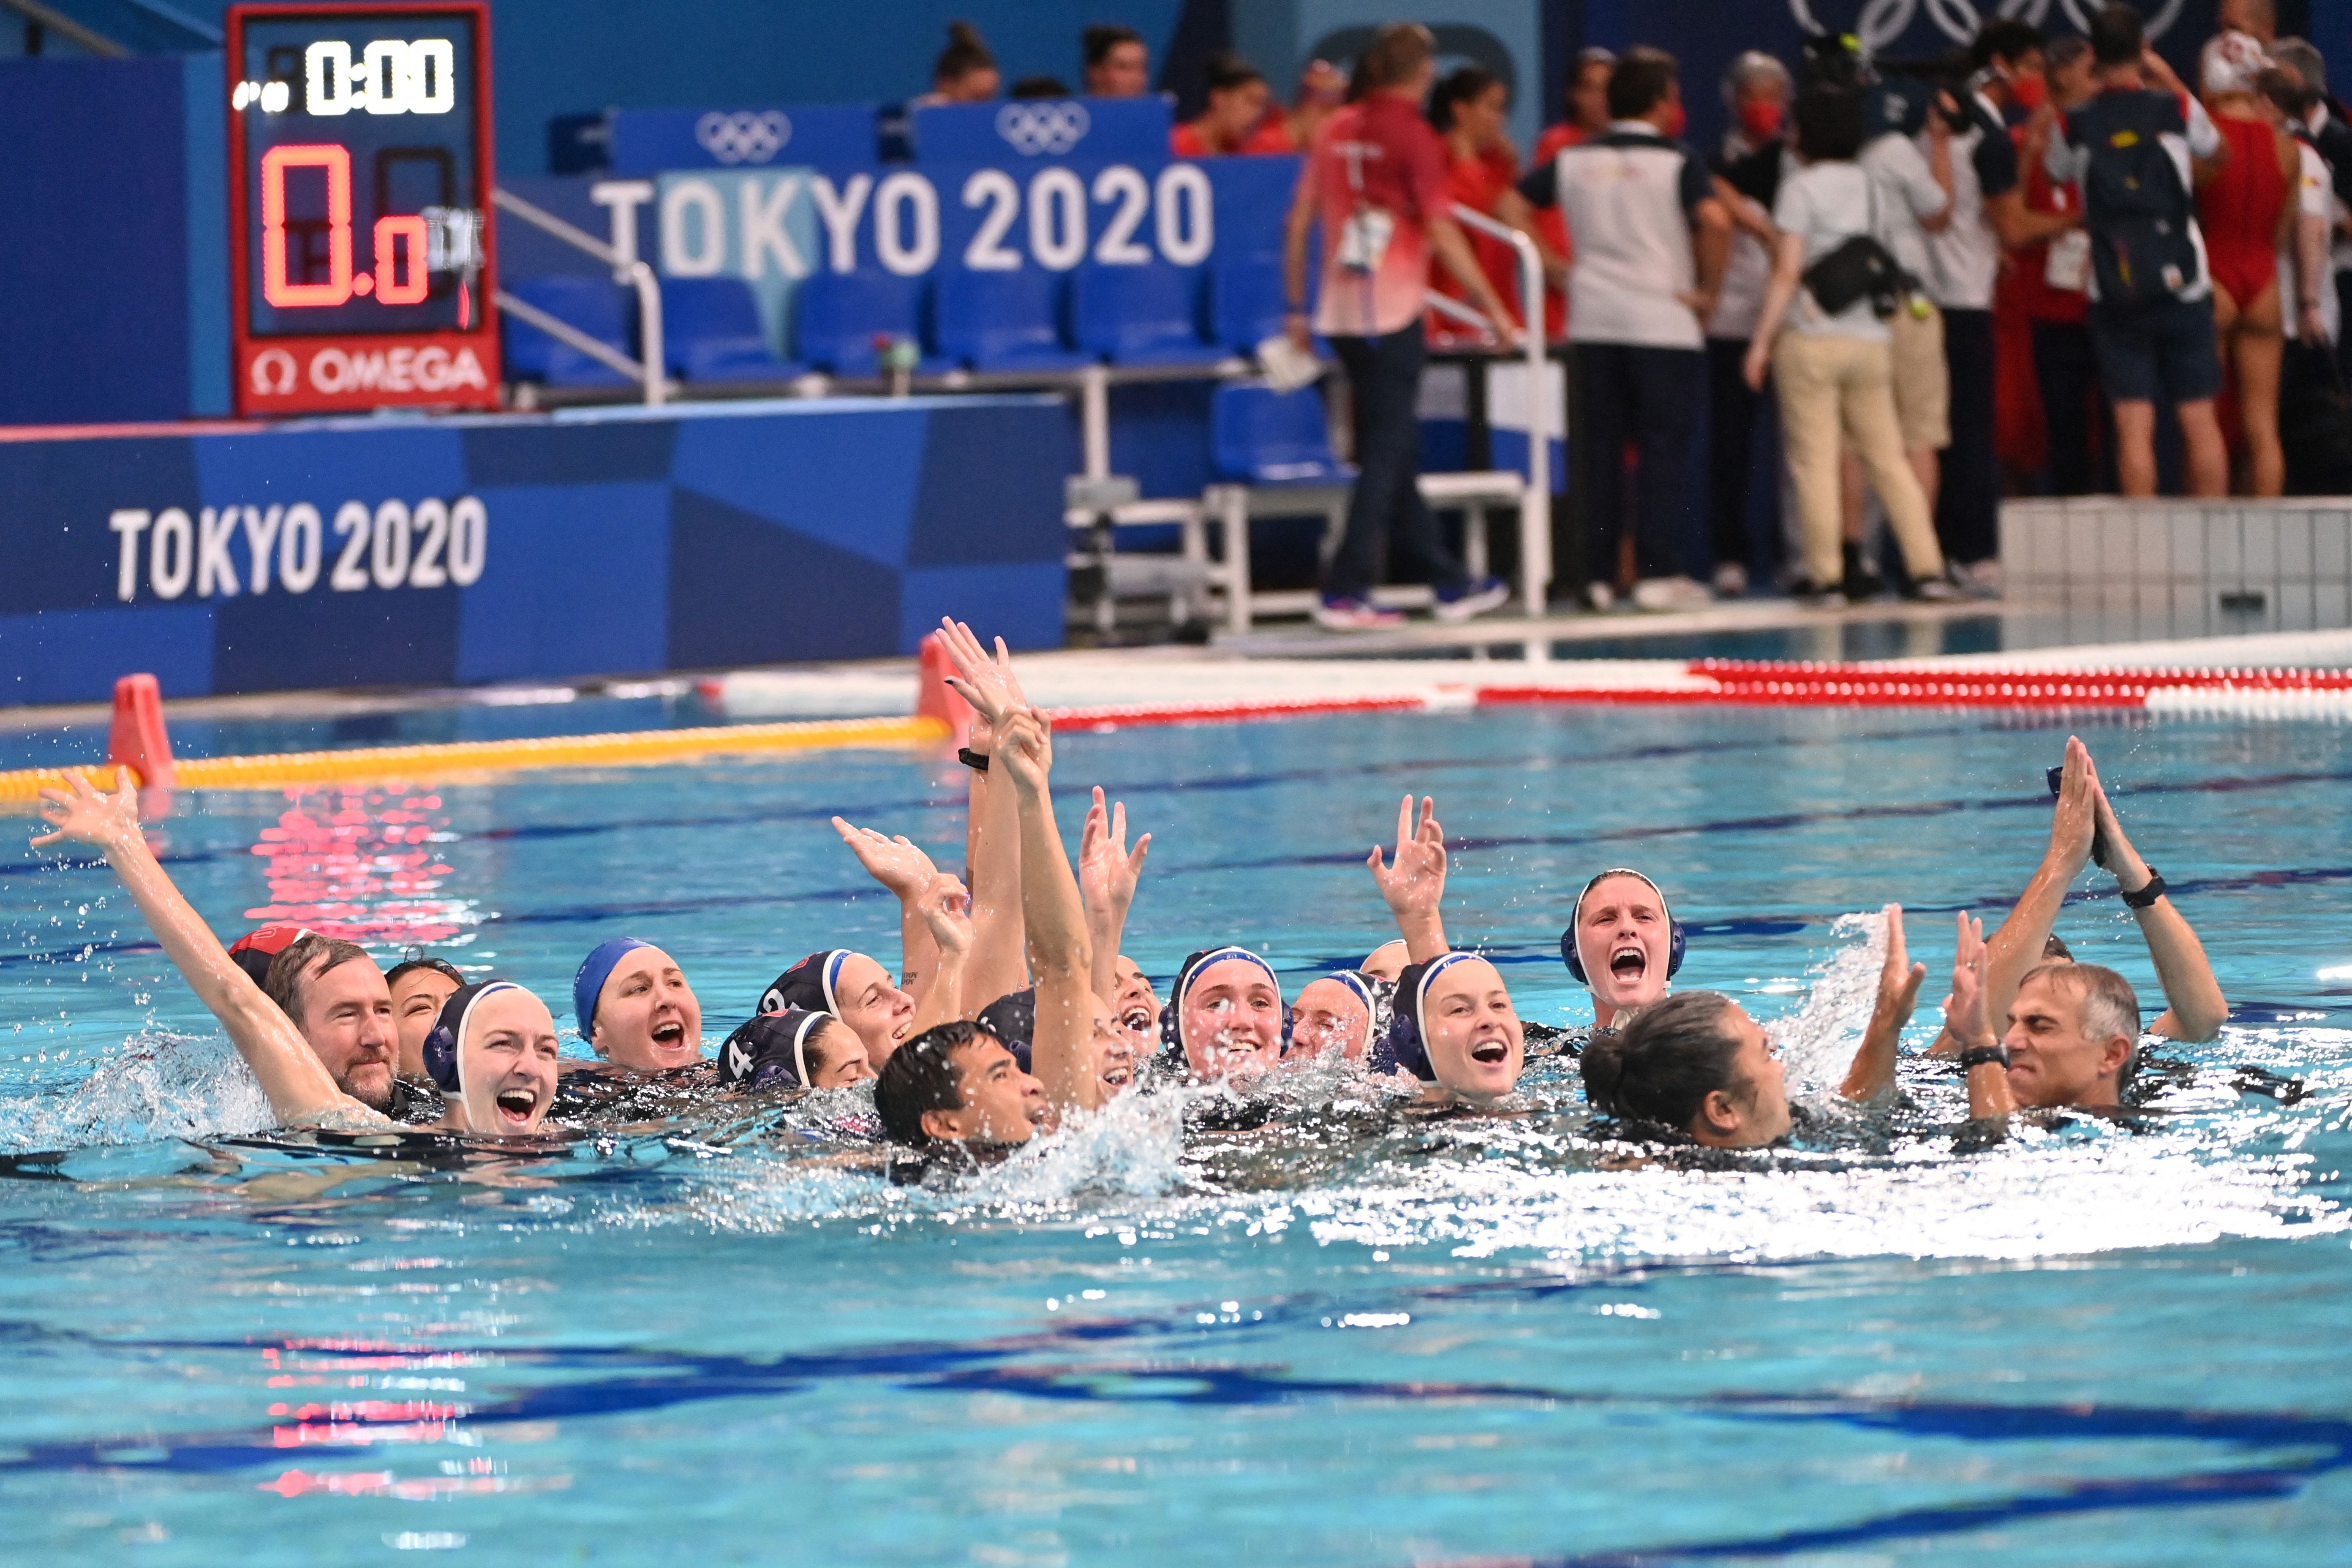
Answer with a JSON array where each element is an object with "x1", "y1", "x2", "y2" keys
[
  {"x1": 936, "y1": 618, "x2": 1030, "y2": 740},
  {"x1": 996, "y1": 706, "x2": 1054, "y2": 798},
  {"x1": 1367, "y1": 794, "x2": 1446, "y2": 917},
  {"x1": 31, "y1": 768, "x2": 141, "y2": 854},
  {"x1": 1871, "y1": 903, "x2": 1928, "y2": 1032},
  {"x1": 1945, "y1": 911, "x2": 1992, "y2": 1048},
  {"x1": 1078, "y1": 785, "x2": 1150, "y2": 920},
  {"x1": 2050, "y1": 735, "x2": 2098, "y2": 876},
  {"x1": 918, "y1": 873, "x2": 975, "y2": 957},
  {"x1": 832, "y1": 817, "x2": 940, "y2": 901}
]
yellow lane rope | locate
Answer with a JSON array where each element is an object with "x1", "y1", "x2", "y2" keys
[{"x1": 0, "y1": 714, "x2": 948, "y2": 808}]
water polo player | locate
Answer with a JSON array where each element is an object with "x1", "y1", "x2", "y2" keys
[
  {"x1": 572, "y1": 938, "x2": 706, "y2": 1073},
  {"x1": 1564, "y1": 868, "x2": 1686, "y2": 1032},
  {"x1": 1380, "y1": 953, "x2": 1525, "y2": 1105},
  {"x1": 719, "y1": 1007, "x2": 876, "y2": 1092}
]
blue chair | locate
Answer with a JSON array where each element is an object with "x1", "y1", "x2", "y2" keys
[
  {"x1": 790, "y1": 271, "x2": 947, "y2": 378},
  {"x1": 1208, "y1": 254, "x2": 1290, "y2": 353},
  {"x1": 1071, "y1": 262, "x2": 1226, "y2": 368},
  {"x1": 933, "y1": 268, "x2": 1092, "y2": 373},
  {"x1": 501, "y1": 275, "x2": 636, "y2": 387},
  {"x1": 1211, "y1": 382, "x2": 1354, "y2": 485},
  {"x1": 658, "y1": 277, "x2": 804, "y2": 383}
]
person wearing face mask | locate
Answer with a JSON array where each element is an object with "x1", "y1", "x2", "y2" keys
[
  {"x1": 1705, "y1": 51, "x2": 1795, "y2": 597},
  {"x1": 30, "y1": 770, "x2": 555, "y2": 1138},
  {"x1": 1380, "y1": 953, "x2": 1527, "y2": 1108},
  {"x1": 1516, "y1": 46, "x2": 1733, "y2": 613},
  {"x1": 416, "y1": 981, "x2": 564, "y2": 1138},
  {"x1": 717, "y1": 1007, "x2": 875, "y2": 1093},
  {"x1": 1581, "y1": 905, "x2": 1925, "y2": 1147}
]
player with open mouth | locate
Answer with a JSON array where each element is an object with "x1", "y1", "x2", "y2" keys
[{"x1": 1563, "y1": 868, "x2": 1687, "y2": 1036}]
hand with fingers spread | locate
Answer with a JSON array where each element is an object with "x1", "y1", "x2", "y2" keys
[
  {"x1": 1367, "y1": 795, "x2": 1450, "y2": 963},
  {"x1": 31, "y1": 768, "x2": 143, "y2": 855},
  {"x1": 1078, "y1": 786, "x2": 1151, "y2": 923},
  {"x1": 832, "y1": 817, "x2": 940, "y2": 901},
  {"x1": 935, "y1": 618, "x2": 1032, "y2": 744}
]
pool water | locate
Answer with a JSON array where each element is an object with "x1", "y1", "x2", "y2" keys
[{"x1": 2, "y1": 702, "x2": 2349, "y2": 1565}]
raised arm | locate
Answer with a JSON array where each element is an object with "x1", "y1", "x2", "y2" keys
[
  {"x1": 33, "y1": 770, "x2": 358, "y2": 1125},
  {"x1": 936, "y1": 618, "x2": 1031, "y2": 1011},
  {"x1": 2093, "y1": 776, "x2": 2227, "y2": 1041},
  {"x1": 1840, "y1": 904, "x2": 1926, "y2": 1102},
  {"x1": 906, "y1": 873, "x2": 974, "y2": 1034},
  {"x1": 994, "y1": 708, "x2": 1105, "y2": 1119},
  {"x1": 1367, "y1": 794, "x2": 1449, "y2": 963},
  {"x1": 1947, "y1": 911, "x2": 2017, "y2": 1121},
  {"x1": 1078, "y1": 785, "x2": 1149, "y2": 1007},
  {"x1": 832, "y1": 817, "x2": 942, "y2": 1004},
  {"x1": 1982, "y1": 735, "x2": 2098, "y2": 1035}
]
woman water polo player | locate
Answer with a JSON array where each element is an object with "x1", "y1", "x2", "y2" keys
[
  {"x1": 1563, "y1": 869, "x2": 1686, "y2": 1035},
  {"x1": 386, "y1": 955, "x2": 463, "y2": 1078},
  {"x1": 1160, "y1": 947, "x2": 1286, "y2": 1078},
  {"x1": 759, "y1": 882, "x2": 972, "y2": 1073},
  {"x1": 1289, "y1": 971, "x2": 1380, "y2": 1062},
  {"x1": 1581, "y1": 904, "x2": 1925, "y2": 1146},
  {"x1": 33, "y1": 769, "x2": 561, "y2": 1138},
  {"x1": 1380, "y1": 952, "x2": 1526, "y2": 1105},
  {"x1": 718, "y1": 1007, "x2": 876, "y2": 1092},
  {"x1": 572, "y1": 938, "x2": 705, "y2": 1073}
]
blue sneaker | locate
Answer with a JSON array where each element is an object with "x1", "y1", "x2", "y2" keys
[{"x1": 1432, "y1": 575, "x2": 1511, "y2": 623}]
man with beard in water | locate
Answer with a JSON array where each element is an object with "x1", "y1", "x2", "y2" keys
[
  {"x1": 874, "y1": 632, "x2": 1122, "y2": 1157},
  {"x1": 257, "y1": 934, "x2": 416, "y2": 1119}
]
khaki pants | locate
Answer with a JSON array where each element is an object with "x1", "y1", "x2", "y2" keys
[{"x1": 1773, "y1": 331, "x2": 1945, "y2": 588}]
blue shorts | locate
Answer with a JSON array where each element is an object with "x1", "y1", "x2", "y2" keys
[{"x1": 2087, "y1": 292, "x2": 2222, "y2": 406}]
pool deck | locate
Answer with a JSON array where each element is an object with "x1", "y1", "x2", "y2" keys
[{"x1": 3, "y1": 599, "x2": 2348, "y2": 733}]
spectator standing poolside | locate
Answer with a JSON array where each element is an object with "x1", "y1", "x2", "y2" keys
[
  {"x1": 1527, "y1": 48, "x2": 1617, "y2": 341},
  {"x1": 1427, "y1": 66, "x2": 1528, "y2": 343},
  {"x1": 1855, "y1": 86, "x2": 1955, "y2": 579},
  {"x1": 914, "y1": 21, "x2": 999, "y2": 107},
  {"x1": 1745, "y1": 86, "x2": 1952, "y2": 605},
  {"x1": 1705, "y1": 51, "x2": 1794, "y2": 596},
  {"x1": 1282, "y1": 22, "x2": 1518, "y2": 632},
  {"x1": 1518, "y1": 47, "x2": 1731, "y2": 612},
  {"x1": 1285, "y1": 58, "x2": 1348, "y2": 153},
  {"x1": 1083, "y1": 24, "x2": 1149, "y2": 98},
  {"x1": 1171, "y1": 53, "x2": 1289, "y2": 156},
  {"x1": 2200, "y1": 30, "x2": 2301, "y2": 496},
  {"x1": 2047, "y1": 4, "x2": 2228, "y2": 498},
  {"x1": 1919, "y1": 20, "x2": 2076, "y2": 594},
  {"x1": 2014, "y1": 37, "x2": 2111, "y2": 495}
]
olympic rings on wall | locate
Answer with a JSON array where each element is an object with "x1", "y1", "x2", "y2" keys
[
  {"x1": 994, "y1": 101, "x2": 1091, "y2": 157},
  {"x1": 694, "y1": 110, "x2": 792, "y2": 166}
]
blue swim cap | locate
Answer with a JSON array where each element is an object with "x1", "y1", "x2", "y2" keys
[{"x1": 573, "y1": 937, "x2": 652, "y2": 1043}]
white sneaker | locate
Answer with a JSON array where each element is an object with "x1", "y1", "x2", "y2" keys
[
  {"x1": 1957, "y1": 559, "x2": 2004, "y2": 599},
  {"x1": 1314, "y1": 596, "x2": 1405, "y2": 631},
  {"x1": 1712, "y1": 561, "x2": 1750, "y2": 598},
  {"x1": 1432, "y1": 575, "x2": 1512, "y2": 623},
  {"x1": 1631, "y1": 576, "x2": 1715, "y2": 613},
  {"x1": 1584, "y1": 581, "x2": 1616, "y2": 613}
]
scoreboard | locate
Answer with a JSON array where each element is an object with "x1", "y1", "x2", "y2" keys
[{"x1": 226, "y1": 1, "x2": 500, "y2": 415}]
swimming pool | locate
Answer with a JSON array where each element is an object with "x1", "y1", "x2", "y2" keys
[{"x1": 2, "y1": 697, "x2": 2348, "y2": 1564}]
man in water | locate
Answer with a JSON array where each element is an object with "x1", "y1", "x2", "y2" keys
[
  {"x1": 260, "y1": 934, "x2": 406, "y2": 1116},
  {"x1": 1946, "y1": 911, "x2": 2141, "y2": 1117}
]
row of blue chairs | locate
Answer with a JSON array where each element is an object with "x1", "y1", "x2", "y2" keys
[{"x1": 504, "y1": 258, "x2": 1298, "y2": 389}]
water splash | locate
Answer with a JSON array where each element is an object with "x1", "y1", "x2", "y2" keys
[
  {"x1": 1771, "y1": 909, "x2": 1892, "y2": 1095},
  {"x1": 1, "y1": 1029, "x2": 273, "y2": 1151}
]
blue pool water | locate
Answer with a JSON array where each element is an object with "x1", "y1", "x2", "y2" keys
[{"x1": 1, "y1": 700, "x2": 2349, "y2": 1564}]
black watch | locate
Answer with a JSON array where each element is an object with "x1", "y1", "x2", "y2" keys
[
  {"x1": 2120, "y1": 866, "x2": 2166, "y2": 909},
  {"x1": 956, "y1": 747, "x2": 990, "y2": 773},
  {"x1": 1958, "y1": 1043, "x2": 2010, "y2": 1072}
]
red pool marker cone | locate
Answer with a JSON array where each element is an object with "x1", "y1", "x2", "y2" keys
[
  {"x1": 106, "y1": 673, "x2": 175, "y2": 790},
  {"x1": 915, "y1": 632, "x2": 972, "y2": 751}
]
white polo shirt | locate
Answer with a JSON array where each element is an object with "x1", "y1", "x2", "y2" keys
[
  {"x1": 1918, "y1": 93, "x2": 2019, "y2": 312},
  {"x1": 1519, "y1": 119, "x2": 1715, "y2": 349}
]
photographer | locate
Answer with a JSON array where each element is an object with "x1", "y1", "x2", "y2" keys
[{"x1": 1744, "y1": 87, "x2": 1951, "y2": 604}]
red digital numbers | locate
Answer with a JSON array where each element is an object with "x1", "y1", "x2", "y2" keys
[{"x1": 259, "y1": 143, "x2": 434, "y2": 309}]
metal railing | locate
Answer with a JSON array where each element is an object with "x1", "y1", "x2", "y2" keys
[
  {"x1": 0, "y1": 0, "x2": 127, "y2": 54},
  {"x1": 489, "y1": 187, "x2": 671, "y2": 407},
  {"x1": 1443, "y1": 202, "x2": 1554, "y2": 617}
]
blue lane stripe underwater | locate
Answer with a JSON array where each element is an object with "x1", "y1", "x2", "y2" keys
[{"x1": 0, "y1": 1260, "x2": 2346, "y2": 1560}]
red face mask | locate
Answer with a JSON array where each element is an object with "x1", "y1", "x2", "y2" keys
[
  {"x1": 2007, "y1": 71, "x2": 2047, "y2": 112},
  {"x1": 1737, "y1": 100, "x2": 1784, "y2": 141}
]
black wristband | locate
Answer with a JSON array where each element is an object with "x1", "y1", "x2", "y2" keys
[
  {"x1": 956, "y1": 747, "x2": 990, "y2": 773},
  {"x1": 1958, "y1": 1044, "x2": 2010, "y2": 1071},
  {"x1": 2120, "y1": 866, "x2": 2166, "y2": 909}
]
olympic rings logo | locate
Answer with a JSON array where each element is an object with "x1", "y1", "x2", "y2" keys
[
  {"x1": 995, "y1": 101, "x2": 1091, "y2": 157},
  {"x1": 1787, "y1": 0, "x2": 2183, "y2": 52},
  {"x1": 694, "y1": 110, "x2": 792, "y2": 165}
]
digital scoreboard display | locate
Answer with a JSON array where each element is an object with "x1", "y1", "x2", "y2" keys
[{"x1": 227, "y1": 1, "x2": 499, "y2": 414}]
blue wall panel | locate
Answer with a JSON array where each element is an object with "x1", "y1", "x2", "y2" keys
[{"x1": 0, "y1": 397, "x2": 1066, "y2": 707}]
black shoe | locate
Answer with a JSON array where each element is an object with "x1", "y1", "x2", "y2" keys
[
  {"x1": 1840, "y1": 542, "x2": 1886, "y2": 602},
  {"x1": 1786, "y1": 577, "x2": 1846, "y2": 609}
]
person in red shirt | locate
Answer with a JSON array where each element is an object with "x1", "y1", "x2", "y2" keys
[
  {"x1": 1171, "y1": 53, "x2": 1294, "y2": 157},
  {"x1": 1427, "y1": 65, "x2": 1527, "y2": 341},
  {"x1": 1525, "y1": 47, "x2": 1616, "y2": 340},
  {"x1": 1281, "y1": 22, "x2": 1521, "y2": 629}
]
